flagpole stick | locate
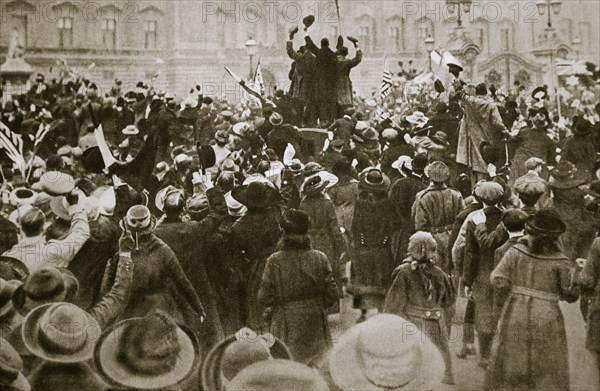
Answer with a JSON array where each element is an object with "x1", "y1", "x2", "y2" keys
[{"x1": 25, "y1": 144, "x2": 40, "y2": 183}]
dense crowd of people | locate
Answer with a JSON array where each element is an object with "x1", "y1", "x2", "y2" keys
[{"x1": 1, "y1": 23, "x2": 600, "y2": 391}]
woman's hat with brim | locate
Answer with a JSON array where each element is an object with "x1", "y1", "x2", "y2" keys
[
  {"x1": 0, "y1": 337, "x2": 31, "y2": 391},
  {"x1": 391, "y1": 155, "x2": 412, "y2": 172},
  {"x1": 155, "y1": 186, "x2": 185, "y2": 213},
  {"x1": 406, "y1": 111, "x2": 429, "y2": 127},
  {"x1": 9, "y1": 188, "x2": 37, "y2": 207},
  {"x1": 301, "y1": 174, "x2": 330, "y2": 196},
  {"x1": 119, "y1": 205, "x2": 157, "y2": 234},
  {"x1": 224, "y1": 191, "x2": 247, "y2": 218},
  {"x1": 531, "y1": 86, "x2": 547, "y2": 101},
  {"x1": 233, "y1": 122, "x2": 251, "y2": 136},
  {"x1": 11, "y1": 267, "x2": 78, "y2": 315},
  {"x1": 0, "y1": 256, "x2": 29, "y2": 282},
  {"x1": 122, "y1": 125, "x2": 139, "y2": 136},
  {"x1": 231, "y1": 182, "x2": 279, "y2": 210},
  {"x1": 94, "y1": 312, "x2": 199, "y2": 390},
  {"x1": 328, "y1": 314, "x2": 445, "y2": 391},
  {"x1": 526, "y1": 208, "x2": 566, "y2": 235},
  {"x1": 359, "y1": 168, "x2": 390, "y2": 192},
  {"x1": 228, "y1": 359, "x2": 329, "y2": 391},
  {"x1": 201, "y1": 329, "x2": 292, "y2": 391},
  {"x1": 38, "y1": 172, "x2": 75, "y2": 196},
  {"x1": 22, "y1": 302, "x2": 100, "y2": 363},
  {"x1": 287, "y1": 159, "x2": 305, "y2": 174}
]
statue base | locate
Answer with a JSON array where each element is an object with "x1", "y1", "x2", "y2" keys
[{"x1": 0, "y1": 58, "x2": 33, "y2": 100}]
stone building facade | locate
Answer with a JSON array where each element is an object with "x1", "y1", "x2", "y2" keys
[{"x1": 1, "y1": 0, "x2": 598, "y2": 100}]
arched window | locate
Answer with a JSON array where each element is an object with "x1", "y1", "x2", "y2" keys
[{"x1": 386, "y1": 15, "x2": 404, "y2": 52}]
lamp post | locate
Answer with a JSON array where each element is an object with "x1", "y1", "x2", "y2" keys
[
  {"x1": 536, "y1": 0, "x2": 561, "y2": 96},
  {"x1": 425, "y1": 35, "x2": 435, "y2": 71},
  {"x1": 446, "y1": 0, "x2": 472, "y2": 28},
  {"x1": 244, "y1": 37, "x2": 258, "y2": 79}
]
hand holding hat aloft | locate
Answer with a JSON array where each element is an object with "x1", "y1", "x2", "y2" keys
[
  {"x1": 347, "y1": 36, "x2": 359, "y2": 47},
  {"x1": 119, "y1": 230, "x2": 136, "y2": 255},
  {"x1": 65, "y1": 189, "x2": 80, "y2": 206}
]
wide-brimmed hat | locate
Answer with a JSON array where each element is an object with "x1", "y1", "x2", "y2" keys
[
  {"x1": 0, "y1": 256, "x2": 29, "y2": 282},
  {"x1": 9, "y1": 188, "x2": 37, "y2": 207},
  {"x1": 381, "y1": 128, "x2": 399, "y2": 140},
  {"x1": 391, "y1": 155, "x2": 412, "y2": 172},
  {"x1": 406, "y1": 111, "x2": 429, "y2": 127},
  {"x1": 474, "y1": 181, "x2": 505, "y2": 205},
  {"x1": 215, "y1": 130, "x2": 230, "y2": 144},
  {"x1": 0, "y1": 278, "x2": 21, "y2": 317},
  {"x1": 224, "y1": 191, "x2": 247, "y2": 217},
  {"x1": 22, "y1": 302, "x2": 100, "y2": 363},
  {"x1": 38, "y1": 171, "x2": 75, "y2": 196},
  {"x1": 531, "y1": 86, "x2": 547, "y2": 101},
  {"x1": 328, "y1": 314, "x2": 445, "y2": 391},
  {"x1": 201, "y1": 329, "x2": 292, "y2": 391},
  {"x1": 269, "y1": 112, "x2": 283, "y2": 126},
  {"x1": 155, "y1": 186, "x2": 185, "y2": 213},
  {"x1": 122, "y1": 125, "x2": 139, "y2": 136},
  {"x1": 551, "y1": 161, "x2": 576, "y2": 179},
  {"x1": 231, "y1": 182, "x2": 278, "y2": 210},
  {"x1": 426, "y1": 161, "x2": 450, "y2": 183},
  {"x1": 119, "y1": 205, "x2": 157, "y2": 234},
  {"x1": 0, "y1": 337, "x2": 31, "y2": 391},
  {"x1": 12, "y1": 267, "x2": 78, "y2": 315},
  {"x1": 228, "y1": 359, "x2": 329, "y2": 391},
  {"x1": 94, "y1": 311, "x2": 199, "y2": 390},
  {"x1": 81, "y1": 146, "x2": 107, "y2": 174},
  {"x1": 301, "y1": 175, "x2": 329, "y2": 196},
  {"x1": 359, "y1": 169, "x2": 390, "y2": 192},
  {"x1": 526, "y1": 208, "x2": 566, "y2": 235},
  {"x1": 232, "y1": 122, "x2": 251, "y2": 136}
]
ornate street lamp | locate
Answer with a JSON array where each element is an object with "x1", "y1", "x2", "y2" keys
[{"x1": 245, "y1": 37, "x2": 258, "y2": 79}]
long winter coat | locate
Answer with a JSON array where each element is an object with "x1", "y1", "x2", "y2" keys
[
  {"x1": 101, "y1": 234, "x2": 205, "y2": 331},
  {"x1": 577, "y1": 237, "x2": 600, "y2": 353},
  {"x1": 348, "y1": 196, "x2": 399, "y2": 309},
  {"x1": 336, "y1": 51, "x2": 363, "y2": 106},
  {"x1": 258, "y1": 235, "x2": 338, "y2": 365},
  {"x1": 383, "y1": 257, "x2": 456, "y2": 381},
  {"x1": 154, "y1": 187, "x2": 227, "y2": 352},
  {"x1": 463, "y1": 207, "x2": 508, "y2": 335},
  {"x1": 300, "y1": 195, "x2": 344, "y2": 296},
  {"x1": 231, "y1": 207, "x2": 282, "y2": 329},
  {"x1": 486, "y1": 238, "x2": 579, "y2": 391},
  {"x1": 286, "y1": 41, "x2": 317, "y2": 102},
  {"x1": 327, "y1": 179, "x2": 359, "y2": 234},
  {"x1": 510, "y1": 126, "x2": 556, "y2": 183}
]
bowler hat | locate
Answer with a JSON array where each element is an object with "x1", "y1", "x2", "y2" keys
[
  {"x1": 526, "y1": 208, "x2": 566, "y2": 235},
  {"x1": 201, "y1": 329, "x2": 292, "y2": 391},
  {"x1": 12, "y1": 267, "x2": 78, "y2": 316},
  {"x1": 22, "y1": 302, "x2": 100, "y2": 363},
  {"x1": 328, "y1": 314, "x2": 445, "y2": 390},
  {"x1": 359, "y1": 169, "x2": 390, "y2": 192},
  {"x1": 94, "y1": 311, "x2": 199, "y2": 390},
  {"x1": 197, "y1": 143, "x2": 217, "y2": 170},
  {"x1": 426, "y1": 161, "x2": 450, "y2": 183},
  {"x1": 303, "y1": 15, "x2": 316, "y2": 29},
  {"x1": 531, "y1": 86, "x2": 547, "y2": 101},
  {"x1": 228, "y1": 359, "x2": 329, "y2": 391}
]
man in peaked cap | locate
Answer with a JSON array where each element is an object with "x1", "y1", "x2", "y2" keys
[
  {"x1": 462, "y1": 181, "x2": 508, "y2": 369},
  {"x1": 412, "y1": 161, "x2": 465, "y2": 274}
]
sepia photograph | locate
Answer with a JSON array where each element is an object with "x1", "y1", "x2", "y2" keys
[{"x1": 0, "y1": 0, "x2": 599, "y2": 390}]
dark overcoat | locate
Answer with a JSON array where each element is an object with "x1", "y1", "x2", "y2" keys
[
  {"x1": 336, "y1": 51, "x2": 363, "y2": 106},
  {"x1": 576, "y1": 237, "x2": 600, "y2": 353}
]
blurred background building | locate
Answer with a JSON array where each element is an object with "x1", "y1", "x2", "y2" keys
[{"x1": 1, "y1": 0, "x2": 599, "y2": 98}]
